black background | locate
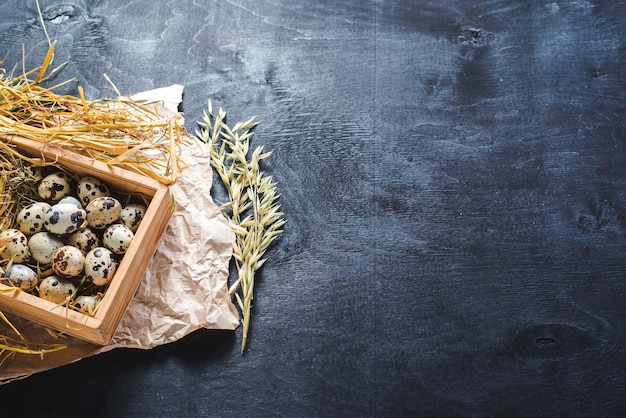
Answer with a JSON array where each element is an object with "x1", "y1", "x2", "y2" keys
[{"x1": 1, "y1": 1, "x2": 626, "y2": 416}]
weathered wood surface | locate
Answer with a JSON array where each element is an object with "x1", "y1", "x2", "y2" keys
[{"x1": 1, "y1": 0, "x2": 625, "y2": 416}]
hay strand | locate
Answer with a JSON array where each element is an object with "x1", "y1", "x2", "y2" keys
[{"x1": 0, "y1": 43, "x2": 187, "y2": 185}]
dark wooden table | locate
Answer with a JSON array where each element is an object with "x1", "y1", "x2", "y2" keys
[{"x1": 1, "y1": 1, "x2": 626, "y2": 416}]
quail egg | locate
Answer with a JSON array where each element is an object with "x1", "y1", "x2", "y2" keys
[
  {"x1": 85, "y1": 247, "x2": 118, "y2": 286},
  {"x1": 37, "y1": 171, "x2": 73, "y2": 201},
  {"x1": 38, "y1": 276, "x2": 76, "y2": 304},
  {"x1": 3, "y1": 264, "x2": 38, "y2": 291},
  {"x1": 120, "y1": 203, "x2": 147, "y2": 232},
  {"x1": 28, "y1": 232, "x2": 65, "y2": 265},
  {"x1": 73, "y1": 294, "x2": 101, "y2": 315},
  {"x1": 86, "y1": 197, "x2": 122, "y2": 229},
  {"x1": 58, "y1": 195, "x2": 83, "y2": 209},
  {"x1": 0, "y1": 229, "x2": 29, "y2": 263},
  {"x1": 65, "y1": 228, "x2": 101, "y2": 255},
  {"x1": 102, "y1": 224, "x2": 134, "y2": 255},
  {"x1": 44, "y1": 203, "x2": 87, "y2": 235},
  {"x1": 16, "y1": 202, "x2": 51, "y2": 235},
  {"x1": 77, "y1": 176, "x2": 110, "y2": 206},
  {"x1": 51, "y1": 245, "x2": 85, "y2": 277}
]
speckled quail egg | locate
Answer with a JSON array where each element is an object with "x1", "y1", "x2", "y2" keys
[
  {"x1": 37, "y1": 171, "x2": 73, "y2": 201},
  {"x1": 38, "y1": 276, "x2": 76, "y2": 304},
  {"x1": 86, "y1": 197, "x2": 122, "y2": 229},
  {"x1": 102, "y1": 224, "x2": 134, "y2": 255},
  {"x1": 85, "y1": 247, "x2": 118, "y2": 286},
  {"x1": 65, "y1": 228, "x2": 100, "y2": 255},
  {"x1": 16, "y1": 202, "x2": 51, "y2": 235},
  {"x1": 3, "y1": 264, "x2": 38, "y2": 291},
  {"x1": 28, "y1": 232, "x2": 65, "y2": 265},
  {"x1": 58, "y1": 195, "x2": 83, "y2": 209},
  {"x1": 44, "y1": 203, "x2": 87, "y2": 235},
  {"x1": 0, "y1": 229, "x2": 29, "y2": 263},
  {"x1": 77, "y1": 176, "x2": 110, "y2": 206},
  {"x1": 73, "y1": 294, "x2": 101, "y2": 315},
  {"x1": 51, "y1": 245, "x2": 85, "y2": 277},
  {"x1": 120, "y1": 203, "x2": 147, "y2": 232}
]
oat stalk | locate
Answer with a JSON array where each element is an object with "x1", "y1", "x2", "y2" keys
[{"x1": 196, "y1": 102, "x2": 285, "y2": 352}]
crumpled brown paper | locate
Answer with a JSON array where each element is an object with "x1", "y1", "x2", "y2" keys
[{"x1": 0, "y1": 86, "x2": 239, "y2": 384}]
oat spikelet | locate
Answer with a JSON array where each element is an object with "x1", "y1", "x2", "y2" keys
[{"x1": 197, "y1": 102, "x2": 285, "y2": 352}]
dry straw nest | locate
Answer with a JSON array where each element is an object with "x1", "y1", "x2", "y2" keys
[{"x1": 0, "y1": 40, "x2": 187, "y2": 359}]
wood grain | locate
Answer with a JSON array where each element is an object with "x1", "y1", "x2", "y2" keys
[{"x1": 0, "y1": 0, "x2": 625, "y2": 415}]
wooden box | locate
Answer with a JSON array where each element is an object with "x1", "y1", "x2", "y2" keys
[{"x1": 0, "y1": 135, "x2": 174, "y2": 345}]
